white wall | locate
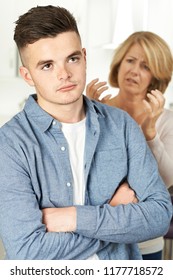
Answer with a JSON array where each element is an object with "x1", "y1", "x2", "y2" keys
[{"x1": 0, "y1": 0, "x2": 173, "y2": 127}]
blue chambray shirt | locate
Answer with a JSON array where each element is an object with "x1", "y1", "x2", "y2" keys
[{"x1": 0, "y1": 94, "x2": 172, "y2": 260}]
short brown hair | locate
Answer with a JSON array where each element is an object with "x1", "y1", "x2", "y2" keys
[
  {"x1": 109, "y1": 31, "x2": 173, "y2": 93},
  {"x1": 14, "y1": 5, "x2": 80, "y2": 50}
]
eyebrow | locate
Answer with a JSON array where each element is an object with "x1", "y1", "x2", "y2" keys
[
  {"x1": 126, "y1": 55, "x2": 137, "y2": 59},
  {"x1": 68, "y1": 50, "x2": 82, "y2": 58},
  {"x1": 36, "y1": 51, "x2": 83, "y2": 68},
  {"x1": 126, "y1": 55, "x2": 147, "y2": 63},
  {"x1": 36, "y1": 59, "x2": 53, "y2": 68}
]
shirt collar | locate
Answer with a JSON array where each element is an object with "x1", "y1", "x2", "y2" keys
[
  {"x1": 83, "y1": 95, "x2": 105, "y2": 117},
  {"x1": 24, "y1": 94, "x2": 105, "y2": 132},
  {"x1": 24, "y1": 94, "x2": 54, "y2": 132}
]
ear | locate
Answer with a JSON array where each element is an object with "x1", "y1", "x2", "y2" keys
[
  {"x1": 82, "y1": 48, "x2": 86, "y2": 62},
  {"x1": 19, "y1": 66, "x2": 35, "y2": 86}
]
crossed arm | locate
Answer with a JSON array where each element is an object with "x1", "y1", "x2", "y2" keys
[{"x1": 42, "y1": 182, "x2": 138, "y2": 233}]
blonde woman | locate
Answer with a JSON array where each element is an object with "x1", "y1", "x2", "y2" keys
[{"x1": 87, "y1": 31, "x2": 173, "y2": 260}]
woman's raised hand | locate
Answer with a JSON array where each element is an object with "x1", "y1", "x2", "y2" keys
[
  {"x1": 141, "y1": 89, "x2": 165, "y2": 140},
  {"x1": 86, "y1": 78, "x2": 112, "y2": 103}
]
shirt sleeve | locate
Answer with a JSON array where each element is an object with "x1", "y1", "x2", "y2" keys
[
  {"x1": 0, "y1": 148, "x2": 103, "y2": 260},
  {"x1": 75, "y1": 116, "x2": 173, "y2": 243},
  {"x1": 147, "y1": 110, "x2": 173, "y2": 188}
]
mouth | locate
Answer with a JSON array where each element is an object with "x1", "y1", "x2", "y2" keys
[
  {"x1": 126, "y1": 78, "x2": 138, "y2": 84},
  {"x1": 57, "y1": 83, "x2": 77, "y2": 92}
]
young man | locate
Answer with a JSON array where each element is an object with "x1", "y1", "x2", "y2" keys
[{"x1": 0, "y1": 5, "x2": 172, "y2": 260}]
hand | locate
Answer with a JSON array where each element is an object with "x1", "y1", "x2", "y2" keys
[
  {"x1": 141, "y1": 89, "x2": 165, "y2": 140},
  {"x1": 86, "y1": 78, "x2": 111, "y2": 103},
  {"x1": 42, "y1": 207, "x2": 76, "y2": 232},
  {"x1": 109, "y1": 182, "x2": 138, "y2": 206}
]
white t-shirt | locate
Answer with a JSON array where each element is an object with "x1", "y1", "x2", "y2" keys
[{"x1": 61, "y1": 118, "x2": 99, "y2": 260}]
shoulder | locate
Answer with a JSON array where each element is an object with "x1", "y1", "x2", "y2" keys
[
  {"x1": 161, "y1": 108, "x2": 173, "y2": 118},
  {"x1": 96, "y1": 100, "x2": 138, "y2": 129},
  {"x1": 157, "y1": 108, "x2": 173, "y2": 127},
  {"x1": 0, "y1": 112, "x2": 25, "y2": 145},
  {"x1": 88, "y1": 97, "x2": 132, "y2": 121},
  {"x1": 87, "y1": 98, "x2": 142, "y2": 142}
]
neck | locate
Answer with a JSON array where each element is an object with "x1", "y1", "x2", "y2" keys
[
  {"x1": 38, "y1": 95, "x2": 85, "y2": 123},
  {"x1": 111, "y1": 91, "x2": 146, "y2": 124}
]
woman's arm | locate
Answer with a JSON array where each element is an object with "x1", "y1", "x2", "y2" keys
[
  {"x1": 147, "y1": 109, "x2": 173, "y2": 188},
  {"x1": 141, "y1": 90, "x2": 173, "y2": 187}
]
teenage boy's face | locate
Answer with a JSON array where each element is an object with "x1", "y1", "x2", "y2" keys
[{"x1": 19, "y1": 31, "x2": 86, "y2": 113}]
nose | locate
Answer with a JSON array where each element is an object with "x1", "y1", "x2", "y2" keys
[
  {"x1": 130, "y1": 63, "x2": 140, "y2": 75},
  {"x1": 57, "y1": 65, "x2": 71, "y2": 80}
]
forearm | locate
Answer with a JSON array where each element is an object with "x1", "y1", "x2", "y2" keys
[
  {"x1": 75, "y1": 188, "x2": 172, "y2": 243},
  {"x1": 0, "y1": 175, "x2": 100, "y2": 259},
  {"x1": 43, "y1": 195, "x2": 171, "y2": 245},
  {"x1": 0, "y1": 150, "x2": 103, "y2": 260},
  {"x1": 0, "y1": 202, "x2": 102, "y2": 259},
  {"x1": 42, "y1": 182, "x2": 138, "y2": 233},
  {"x1": 42, "y1": 207, "x2": 77, "y2": 232},
  {"x1": 147, "y1": 133, "x2": 173, "y2": 187},
  {"x1": 42, "y1": 178, "x2": 171, "y2": 245},
  {"x1": 75, "y1": 129, "x2": 173, "y2": 243}
]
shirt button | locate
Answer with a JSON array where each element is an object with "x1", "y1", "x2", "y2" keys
[
  {"x1": 66, "y1": 182, "x2": 71, "y2": 187},
  {"x1": 52, "y1": 120, "x2": 56, "y2": 125},
  {"x1": 60, "y1": 146, "x2": 66, "y2": 151}
]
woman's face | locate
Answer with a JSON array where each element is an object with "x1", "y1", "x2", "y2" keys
[{"x1": 118, "y1": 43, "x2": 153, "y2": 98}]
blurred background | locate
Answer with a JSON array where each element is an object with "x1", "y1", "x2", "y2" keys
[
  {"x1": 0, "y1": 0, "x2": 173, "y2": 128},
  {"x1": 0, "y1": 0, "x2": 173, "y2": 259}
]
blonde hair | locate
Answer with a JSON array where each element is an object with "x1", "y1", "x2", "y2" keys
[{"x1": 109, "y1": 31, "x2": 173, "y2": 93}]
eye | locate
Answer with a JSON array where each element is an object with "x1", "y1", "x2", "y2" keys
[
  {"x1": 42, "y1": 63, "x2": 52, "y2": 70},
  {"x1": 143, "y1": 64, "x2": 150, "y2": 71},
  {"x1": 68, "y1": 56, "x2": 80, "y2": 63},
  {"x1": 126, "y1": 58, "x2": 134, "y2": 63}
]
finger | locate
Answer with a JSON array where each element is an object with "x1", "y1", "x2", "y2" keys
[
  {"x1": 132, "y1": 197, "x2": 138, "y2": 203},
  {"x1": 94, "y1": 81, "x2": 107, "y2": 89},
  {"x1": 146, "y1": 91, "x2": 165, "y2": 116},
  {"x1": 147, "y1": 90, "x2": 164, "y2": 109},
  {"x1": 101, "y1": 94, "x2": 112, "y2": 103},
  {"x1": 147, "y1": 93, "x2": 160, "y2": 107},
  {"x1": 92, "y1": 82, "x2": 108, "y2": 95},
  {"x1": 97, "y1": 86, "x2": 109, "y2": 96},
  {"x1": 86, "y1": 79, "x2": 99, "y2": 98},
  {"x1": 143, "y1": 99, "x2": 153, "y2": 113},
  {"x1": 87, "y1": 79, "x2": 107, "y2": 90},
  {"x1": 87, "y1": 78, "x2": 99, "y2": 88},
  {"x1": 150, "y1": 89, "x2": 165, "y2": 107},
  {"x1": 86, "y1": 79, "x2": 107, "y2": 100},
  {"x1": 119, "y1": 182, "x2": 130, "y2": 189}
]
